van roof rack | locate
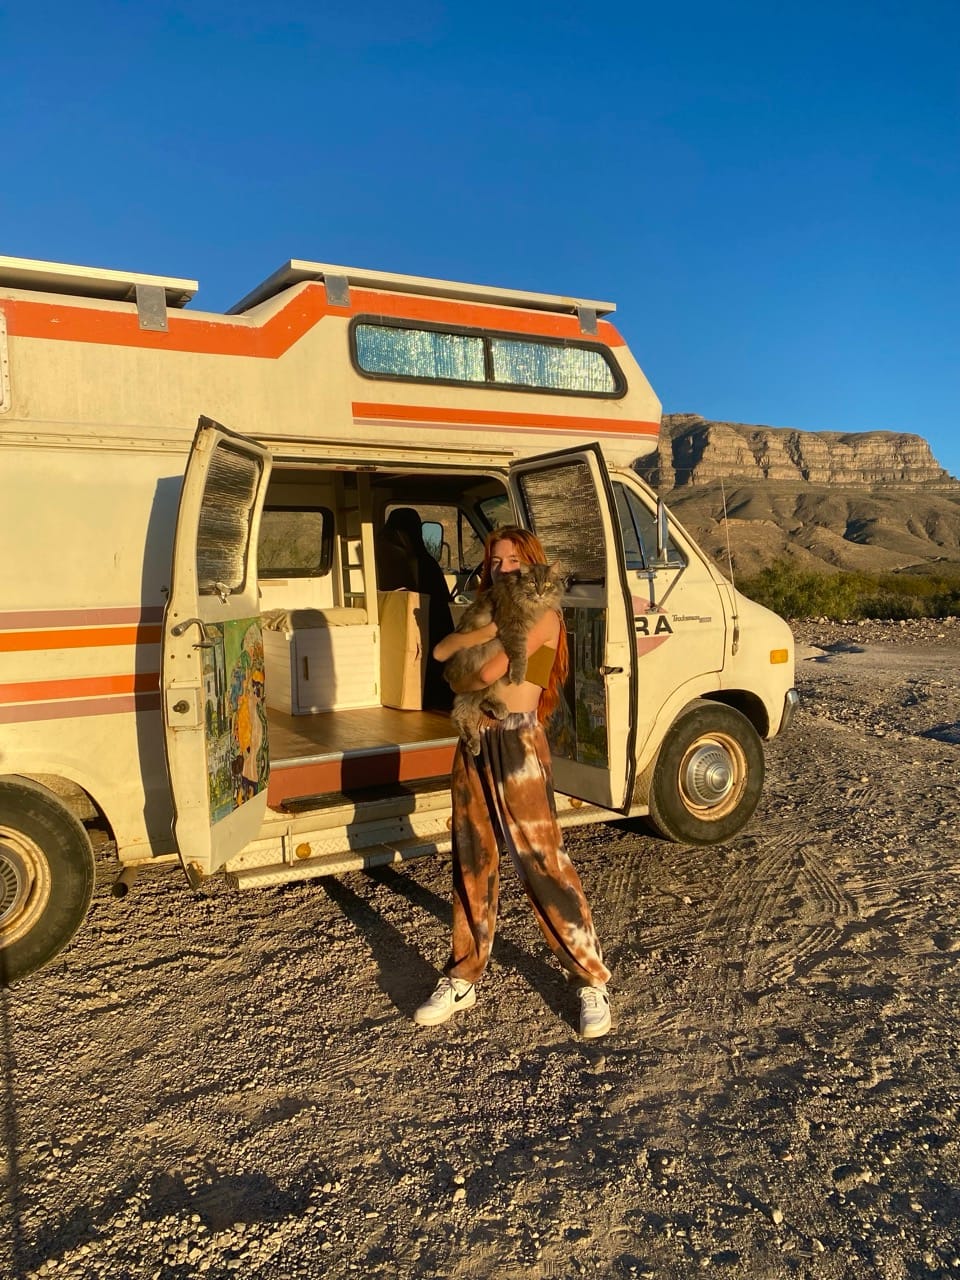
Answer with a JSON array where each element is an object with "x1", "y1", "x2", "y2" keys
[
  {"x1": 228, "y1": 259, "x2": 616, "y2": 321},
  {"x1": 0, "y1": 255, "x2": 197, "y2": 307}
]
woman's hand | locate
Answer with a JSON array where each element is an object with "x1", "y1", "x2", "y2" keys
[
  {"x1": 473, "y1": 608, "x2": 560, "y2": 688},
  {"x1": 432, "y1": 620, "x2": 497, "y2": 663}
]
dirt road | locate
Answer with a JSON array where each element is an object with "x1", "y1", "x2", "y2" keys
[{"x1": 3, "y1": 619, "x2": 959, "y2": 1279}]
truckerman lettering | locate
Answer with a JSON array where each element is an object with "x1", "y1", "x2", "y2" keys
[{"x1": 671, "y1": 614, "x2": 712, "y2": 623}]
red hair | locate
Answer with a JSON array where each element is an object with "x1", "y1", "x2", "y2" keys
[{"x1": 480, "y1": 526, "x2": 569, "y2": 725}]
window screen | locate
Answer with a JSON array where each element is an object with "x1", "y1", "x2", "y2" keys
[
  {"x1": 490, "y1": 339, "x2": 617, "y2": 393},
  {"x1": 517, "y1": 462, "x2": 607, "y2": 583},
  {"x1": 196, "y1": 444, "x2": 261, "y2": 594},
  {"x1": 352, "y1": 319, "x2": 623, "y2": 398},
  {"x1": 355, "y1": 324, "x2": 485, "y2": 382}
]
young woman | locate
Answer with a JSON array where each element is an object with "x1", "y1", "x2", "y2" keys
[{"x1": 413, "y1": 527, "x2": 612, "y2": 1039}]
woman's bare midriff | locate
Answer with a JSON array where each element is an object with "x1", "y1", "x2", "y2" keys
[{"x1": 496, "y1": 678, "x2": 547, "y2": 715}]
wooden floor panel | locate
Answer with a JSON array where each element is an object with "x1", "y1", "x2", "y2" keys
[{"x1": 267, "y1": 704, "x2": 456, "y2": 763}]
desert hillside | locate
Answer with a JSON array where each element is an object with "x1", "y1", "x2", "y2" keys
[{"x1": 637, "y1": 415, "x2": 960, "y2": 578}]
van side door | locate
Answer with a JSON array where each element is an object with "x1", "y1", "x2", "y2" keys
[
  {"x1": 162, "y1": 416, "x2": 273, "y2": 883},
  {"x1": 509, "y1": 445, "x2": 636, "y2": 812}
]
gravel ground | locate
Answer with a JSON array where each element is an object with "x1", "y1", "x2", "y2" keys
[{"x1": 3, "y1": 618, "x2": 959, "y2": 1280}]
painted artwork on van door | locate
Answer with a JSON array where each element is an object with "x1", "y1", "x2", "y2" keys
[
  {"x1": 547, "y1": 608, "x2": 609, "y2": 768},
  {"x1": 201, "y1": 619, "x2": 269, "y2": 823}
]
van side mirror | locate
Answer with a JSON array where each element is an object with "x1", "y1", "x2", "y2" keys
[
  {"x1": 421, "y1": 520, "x2": 444, "y2": 561},
  {"x1": 649, "y1": 498, "x2": 683, "y2": 570}
]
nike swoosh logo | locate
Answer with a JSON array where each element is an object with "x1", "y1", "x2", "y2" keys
[{"x1": 454, "y1": 988, "x2": 473, "y2": 1003}]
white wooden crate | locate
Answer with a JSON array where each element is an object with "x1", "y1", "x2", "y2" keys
[{"x1": 263, "y1": 623, "x2": 380, "y2": 714}]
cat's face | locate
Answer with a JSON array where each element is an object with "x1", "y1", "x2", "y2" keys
[
  {"x1": 524, "y1": 561, "x2": 566, "y2": 597},
  {"x1": 496, "y1": 559, "x2": 566, "y2": 598}
]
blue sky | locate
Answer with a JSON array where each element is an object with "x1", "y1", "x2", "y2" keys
[{"x1": 3, "y1": 0, "x2": 958, "y2": 477}]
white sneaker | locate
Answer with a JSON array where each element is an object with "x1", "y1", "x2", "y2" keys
[
  {"x1": 413, "y1": 975, "x2": 477, "y2": 1026},
  {"x1": 578, "y1": 984, "x2": 612, "y2": 1039}
]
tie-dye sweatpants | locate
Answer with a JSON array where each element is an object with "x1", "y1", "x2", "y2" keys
[{"x1": 444, "y1": 710, "x2": 610, "y2": 988}]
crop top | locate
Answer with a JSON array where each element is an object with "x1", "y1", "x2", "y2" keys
[{"x1": 525, "y1": 644, "x2": 556, "y2": 689}]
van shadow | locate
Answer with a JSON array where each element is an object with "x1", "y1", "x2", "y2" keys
[
  {"x1": 319, "y1": 865, "x2": 574, "y2": 1028},
  {"x1": 137, "y1": 475, "x2": 186, "y2": 851},
  {"x1": 0, "y1": 967, "x2": 28, "y2": 1279},
  {"x1": 921, "y1": 721, "x2": 960, "y2": 744},
  {"x1": 21, "y1": 1159, "x2": 333, "y2": 1275}
]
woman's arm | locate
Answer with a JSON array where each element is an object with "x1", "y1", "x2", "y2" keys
[
  {"x1": 432, "y1": 620, "x2": 497, "y2": 663},
  {"x1": 476, "y1": 608, "x2": 560, "y2": 686}
]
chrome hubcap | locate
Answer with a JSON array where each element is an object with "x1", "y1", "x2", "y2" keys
[
  {"x1": 0, "y1": 827, "x2": 51, "y2": 944},
  {"x1": 0, "y1": 842, "x2": 29, "y2": 927},
  {"x1": 682, "y1": 740, "x2": 736, "y2": 808}
]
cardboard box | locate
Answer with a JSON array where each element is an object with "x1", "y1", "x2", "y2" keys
[{"x1": 378, "y1": 590, "x2": 428, "y2": 710}]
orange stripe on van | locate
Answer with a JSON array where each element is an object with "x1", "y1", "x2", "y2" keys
[
  {"x1": 0, "y1": 606, "x2": 164, "y2": 629},
  {"x1": 2, "y1": 283, "x2": 624, "y2": 357},
  {"x1": 2, "y1": 293, "x2": 322, "y2": 358},
  {"x1": 353, "y1": 402, "x2": 659, "y2": 437},
  {"x1": 0, "y1": 673, "x2": 159, "y2": 705},
  {"x1": 0, "y1": 624, "x2": 162, "y2": 653},
  {"x1": 0, "y1": 691, "x2": 161, "y2": 725}
]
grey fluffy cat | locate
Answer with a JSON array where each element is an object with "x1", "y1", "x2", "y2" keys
[{"x1": 444, "y1": 562, "x2": 566, "y2": 755}]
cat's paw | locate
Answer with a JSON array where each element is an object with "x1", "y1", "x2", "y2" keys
[
  {"x1": 507, "y1": 659, "x2": 528, "y2": 685},
  {"x1": 482, "y1": 697, "x2": 509, "y2": 720}
]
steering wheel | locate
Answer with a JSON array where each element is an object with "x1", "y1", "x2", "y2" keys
[{"x1": 450, "y1": 565, "x2": 483, "y2": 602}]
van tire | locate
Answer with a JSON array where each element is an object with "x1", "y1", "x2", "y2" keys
[
  {"x1": 647, "y1": 701, "x2": 764, "y2": 845},
  {"x1": 0, "y1": 778, "x2": 95, "y2": 984}
]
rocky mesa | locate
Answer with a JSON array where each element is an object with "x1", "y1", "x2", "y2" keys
[{"x1": 636, "y1": 414, "x2": 960, "y2": 577}]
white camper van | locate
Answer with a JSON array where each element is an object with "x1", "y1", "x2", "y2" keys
[{"x1": 0, "y1": 254, "x2": 798, "y2": 982}]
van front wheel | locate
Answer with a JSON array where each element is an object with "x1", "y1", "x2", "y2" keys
[
  {"x1": 0, "y1": 778, "x2": 95, "y2": 984},
  {"x1": 647, "y1": 701, "x2": 764, "y2": 845}
]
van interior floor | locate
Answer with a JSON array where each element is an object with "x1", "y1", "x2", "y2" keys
[{"x1": 266, "y1": 705, "x2": 458, "y2": 809}]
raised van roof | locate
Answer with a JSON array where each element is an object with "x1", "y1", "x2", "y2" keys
[
  {"x1": 228, "y1": 259, "x2": 617, "y2": 322},
  {"x1": 0, "y1": 254, "x2": 197, "y2": 307}
]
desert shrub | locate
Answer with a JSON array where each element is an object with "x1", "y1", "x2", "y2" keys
[
  {"x1": 859, "y1": 592, "x2": 924, "y2": 620},
  {"x1": 931, "y1": 584, "x2": 960, "y2": 616},
  {"x1": 738, "y1": 563, "x2": 854, "y2": 618},
  {"x1": 738, "y1": 561, "x2": 960, "y2": 620}
]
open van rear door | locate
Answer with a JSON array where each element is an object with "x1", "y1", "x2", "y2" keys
[
  {"x1": 509, "y1": 445, "x2": 636, "y2": 812},
  {"x1": 162, "y1": 416, "x2": 272, "y2": 883}
]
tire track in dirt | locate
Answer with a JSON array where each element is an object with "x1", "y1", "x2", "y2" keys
[{"x1": 625, "y1": 827, "x2": 862, "y2": 1092}]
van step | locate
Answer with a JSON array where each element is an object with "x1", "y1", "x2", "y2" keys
[
  {"x1": 268, "y1": 737, "x2": 457, "y2": 807},
  {"x1": 231, "y1": 797, "x2": 616, "y2": 889},
  {"x1": 230, "y1": 832, "x2": 453, "y2": 889},
  {"x1": 277, "y1": 774, "x2": 450, "y2": 814},
  {"x1": 263, "y1": 778, "x2": 453, "y2": 838}
]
